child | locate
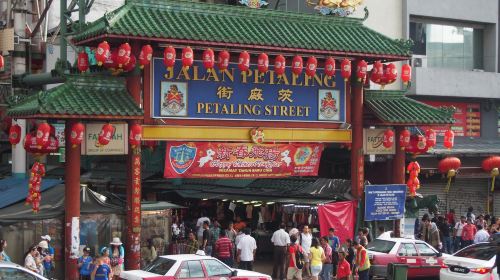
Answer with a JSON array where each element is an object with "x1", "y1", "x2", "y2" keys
[{"x1": 92, "y1": 256, "x2": 112, "y2": 280}]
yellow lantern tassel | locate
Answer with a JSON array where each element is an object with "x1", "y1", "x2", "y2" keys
[
  {"x1": 491, "y1": 168, "x2": 499, "y2": 192},
  {"x1": 445, "y1": 169, "x2": 456, "y2": 192}
]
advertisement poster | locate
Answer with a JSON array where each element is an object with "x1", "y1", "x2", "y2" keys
[
  {"x1": 81, "y1": 123, "x2": 128, "y2": 155},
  {"x1": 363, "y1": 128, "x2": 396, "y2": 155},
  {"x1": 365, "y1": 184, "x2": 406, "y2": 221},
  {"x1": 419, "y1": 101, "x2": 481, "y2": 137},
  {"x1": 164, "y1": 142, "x2": 323, "y2": 178}
]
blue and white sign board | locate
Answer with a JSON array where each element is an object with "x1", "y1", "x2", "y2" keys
[{"x1": 365, "y1": 184, "x2": 406, "y2": 221}]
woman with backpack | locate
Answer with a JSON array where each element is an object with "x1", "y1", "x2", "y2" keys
[
  {"x1": 309, "y1": 238, "x2": 325, "y2": 280},
  {"x1": 287, "y1": 235, "x2": 304, "y2": 280}
]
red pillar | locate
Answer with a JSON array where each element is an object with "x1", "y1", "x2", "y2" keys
[
  {"x1": 65, "y1": 119, "x2": 80, "y2": 280},
  {"x1": 393, "y1": 127, "x2": 406, "y2": 237},
  {"x1": 350, "y1": 61, "x2": 364, "y2": 199}
]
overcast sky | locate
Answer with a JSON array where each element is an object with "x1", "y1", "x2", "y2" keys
[{"x1": 47, "y1": 0, "x2": 125, "y2": 29}]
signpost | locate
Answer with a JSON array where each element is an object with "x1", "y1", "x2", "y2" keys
[{"x1": 365, "y1": 184, "x2": 406, "y2": 221}]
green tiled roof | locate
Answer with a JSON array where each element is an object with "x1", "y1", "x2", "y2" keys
[
  {"x1": 7, "y1": 75, "x2": 143, "y2": 118},
  {"x1": 73, "y1": 0, "x2": 411, "y2": 58},
  {"x1": 365, "y1": 90, "x2": 455, "y2": 124}
]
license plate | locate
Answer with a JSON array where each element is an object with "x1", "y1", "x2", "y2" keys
[{"x1": 450, "y1": 266, "x2": 470, "y2": 274}]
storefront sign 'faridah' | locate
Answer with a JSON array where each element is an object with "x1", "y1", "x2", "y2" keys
[
  {"x1": 152, "y1": 59, "x2": 346, "y2": 123},
  {"x1": 164, "y1": 142, "x2": 323, "y2": 178}
]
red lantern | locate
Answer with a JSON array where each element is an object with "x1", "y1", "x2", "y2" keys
[
  {"x1": 97, "y1": 124, "x2": 115, "y2": 147},
  {"x1": 399, "y1": 129, "x2": 411, "y2": 150},
  {"x1": 103, "y1": 49, "x2": 118, "y2": 70},
  {"x1": 77, "y1": 52, "x2": 89, "y2": 72},
  {"x1": 40, "y1": 136, "x2": 59, "y2": 154},
  {"x1": 96, "y1": 41, "x2": 110, "y2": 66},
  {"x1": 182, "y1": 47, "x2": 194, "y2": 70},
  {"x1": 129, "y1": 124, "x2": 142, "y2": 148},
  {"x1": 0, "y1": 54, "x2": 4, "y2": 69},
  {"x1": 425, "y1": 129, "x2": 437, "y2": 148},
  {"x1": 291, "y1": 55, "x2": 303, "y2": 78},
  {"x1": 69, "y1": 122, "x2": 85, "y2": 148},
  {"x1": 340, "y1": 59, "x2": 351, "y2": 81},
  {"x1": 382, "y1": 128, "x2": 394, "y2": 148},
  {"x1": 356, "y1": 60, "x2": 368, "y2": 82},
  {"x1": 117, "y1": 43, "x2": 131, "y2": 68},
  {"x1": 23, "y1": 133, "x2": 33, "y2": 152},
  {"x1": 238, "y1": 51, "x2": 250, "y2": 72},
  {"x1": 36, "y1": 123, "x2": 50, "y2": 148},
  {"x1": 324, "y1": 57, "x2": 336, "y2": 77},
  {"x1": 438, "y1": 157, "x2": 461, "y2": 192},
  {"x1": 257, "y1": 53, "x2": 269, "y2": 74},
  {"x1": 370, "y1": 61, "x2": 384, "y2": 83},
  {"x1": 9, "y1": 124, "x2": 21, "y2": 146},
  {"x1": 274, "y1": 55, "x2": 286, "y2": 76},
  {"x1": 202, "y1": 49, "x2": 215, "y2": 70},
  {"x1": 123, "y1": 54, "x2": 136, "y2": 72},
  {"x1": 482, "y1": 156, "x2": 500, "y2": 191},
  {"x1": 218, "y1": 50, "x2": 230, "y2": 71},
  {"x1": 384, "y1": 63, "x2": 398, "y2": 83},
  {"x1": 444, "y1": 129, "x2": 455, "y2": 149},
  {"x1": 163, "y1": 46, "x2": 176, "y2": 71},
  {"x1": 406, "y1": 135, "x2": 429, "y2": 155},
  {"x1": 401, "y1": 63, "x2": 412, "y2": 85},
  {"x1": 138, "y1": 45, "x2": 153, "y2": 69},
  {"x1": 305, "y1": 56, "x2": 318, "y2": 77}
]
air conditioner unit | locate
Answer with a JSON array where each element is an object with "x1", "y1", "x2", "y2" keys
[{"x1": 412, "y1": 55, "x2": 427, "y2": 68}]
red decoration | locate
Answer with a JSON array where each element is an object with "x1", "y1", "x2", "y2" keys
[
  {"x1": 305, "y1": 56, "x2": 318, "y2": 77},
  {"x1": 26, "y1": 161, "x2": 46, "y2": 213},
  {"x1": 97, "y1": 124, "x2": 115, "y2": 147},
  {"x1": 356, "y1": 60, "x2": 368, "y2": 82},
  {"x1": 24, "y1": 133, "x2": 59, "y2": 154},
  {"x1": 69, "y1": 122, "x2": 85, "y2": 148},
  {"x1": 384, "y1": 63, "x2": 398, "y2": 83},
  {"x1": 406, "y1": 161, "x2": 421, "y2": 197},
  {"x1": 399, "y1": 129, "x2": 411, "y2": 150},
  {"x1": 324, "y1": 57, "x2": 336, "y2": 77},
  {"x1": 370, "y1": 61, "x2": 384, "y2": 83},
  {"x1": 438, "y1": 157, "x2": 461, "y2": 192},
  {"x1": 131, "y1": 153, "x2": 142, "y2": 230},
  {"x1": 117, "y1": 43, "x2": 131, "y2": 68},
  {"x1": 138, "y1": 45, "x2": 153, "y2": 69},
  {"x1": 444, "y1": 129, "x2": 455, "y2": 149},
  {"x1": 382, "y1": 128, "x2": 394, "y2": 148},
  {"x1": 77, "y1": 52, "x2": 89, "y2": 72},
  {"x1": 123, "y1": 55, "x2": 136, "y2": 72},
  {"x1": 96, "y1": 41, "x2": 110, "y2": 66},
  {"x1": 257, "y1": 53, "x2": 269, "y2": 74},
  {"x1": 406, "y1": 134, "x2": 428, "y2": 155},
  {"x1": 291, "y1": 55, "x2": 303, "y2": 78},
  {"x1": 238, "y1": 51, "x2": 250, "y2": 72},
  {"x1": 0, "y1": 54, "x2": 4, "y2": 69},
  {"x1": 401, "y1": 63, "x2": 412, "y2": 85},
  {"x1": 202, "y1": 49, "x2": 215, "y2": 70},
  {"x1": 218, "y1": 50, "x2": 230, "y2": 71},
  {"x1": 274, "y1": 55, "x2": 286, "y2": 76},
  {"x1": 143, "y1": 140, "x2": 158, "y2": 151},
  {"x1": 425, "y1": 129, "x2": 437, "y2": 148},
  {"x1": 340, "y1": 59, "x2": 351, "y2": 81},
  {"x1": 163, "y1": 46, "x2": 176, "y2": 71},
  {"x1": 103, "y1": 49, "x2": 118, "y2": 70},
  {"x1": 482, "y1": 156, "x2": 500, "y2": 191},
  {"x1": 36, "y1": 123, "x2": 51, "y2": 148},
  {"x1": 181, "y1": 47, "x2": 194, "y2": 70},
  {"x1": 129, "y1": 124, "x2": 143, "y2": 148},
  {"x1": 9, "y1": 124, "x2": 21, "y2": 146}
]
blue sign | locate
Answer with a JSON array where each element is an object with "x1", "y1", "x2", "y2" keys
[
  {"x1": 365, "y1": 184, "x2": 406, "y2": 221},
  {"x1": 152, "y1": 58, "x2": 346, "y2": 123}
]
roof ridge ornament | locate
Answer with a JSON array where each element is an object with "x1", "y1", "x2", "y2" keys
[
  {"x1": 306, "y1": 0, "x2": 364, "y2": 16},
  {"x1": 239, "y1": 0, "x2": 269, "y2": 8}
]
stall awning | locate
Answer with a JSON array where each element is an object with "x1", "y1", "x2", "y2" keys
[
  {"x1": 142, "y1": 201, "x2": 186, "y2": 211},
  {"x1": 72, "y1": 0, "x2": 411, "y2": 60},
  {"x1": 0, "y1": 177, "x2": 62, "y2": 209},
  {"x1": 7, "y1": 75, "x2": 143, "y2": 119},
  {"x1": 364, "y1": 90, "x2": 455, "y2": 125},
  {"x1": 429, "y1": 138, "x2": 500, "y2": 156}
]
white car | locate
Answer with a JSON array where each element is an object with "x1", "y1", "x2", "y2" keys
[
  {"x1": 0, "y1": 261, "x2": 49, "y2": 280},
  {"x1": 120, "y1": 253, "x2": 271, "y2": 280},
  {"x1": 440, "y1": 242, "x2": 499, "y2": 280}
]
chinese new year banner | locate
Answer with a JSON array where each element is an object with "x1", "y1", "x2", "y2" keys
[{"x1": 164, "y1": 142, "x2": 324, "y2": 178}]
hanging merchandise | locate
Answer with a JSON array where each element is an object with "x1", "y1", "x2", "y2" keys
[
  {"x1": 257, "y1": 53, "x2": 269, "y2": 74},
  {"x1": 238, "y1": 51, "x2": 250, "y2": 72},
  {"x1": 401, "y1": 63, "x2": 412, "y2": 86},
  {"x1": 274, "y1": 55, "x2": 286, "y2": 77},
  {"x1": 163, "y1": 46, "x2": 176, "y2": 71},
  {"x1": 77, "y1": 52, "x2": 89, "y2": 72},
  {"x1": 138, "y1": 45, "x2": 153, "y2": 68},
  {"x1": 117, "y1": 43, "x2": 132, "y2": 68},
  {"x1": 438, "y1": 157, "x2": 461, "y2": 192},
  {"x1": 123, "y1": 55, "x2": 137, "y2": 72},
  {"x1": 399, "y1": 129, "x2": 411, "y2": 150},
  {"x1": 202, "y1": 49, "x2": 215, "y2": 70},
  {"x1": 291, "y1": 55, "x2": 303, "y2": 78},
  {"x1": 95, "y1": 41, "x2": 110, "y2": 66},
  {"x1": 425, "y1": 129, "x2": 437, "y2": 148},
  {"x1": 482, "y1": 156, "x2": 500, "y2": 191},
  {"x1": 305, "y1": 56, "x2": 318, "y2": 77},
  {"x1": 129, "y1": 124, "x2": 142, "y2": 148},
  {"x1": 9, "y1": 124, "x2": 21, "y2": 146},
  {"x1": 36, "y1": 122, "x2": 51, "y2": 148},
  {"x1": 96, "y1": 123, "x2": 115, "y2": 147},
  {"x1": 218, "y1": 50, "x2": 230, "y2": 71},
  {"x1": 340, "y1": 58, "x2": 351, "y2": 81},
  {"x1": 324, "y1": 57, "x2": 336, "y2": 77},
  {"x1": 444, "y1": 129, "x2": 455, "y2": 149},
  {"x1": 370, "y1": 61, "x2": 384, "y2": 83},
  {"x1": 181, "y1": 47, "x2": 194, "y2": 70},
  {"x1": 382, "y1": 128, "x2": 394, "y2": 148},
  {"x1": 356, "y1": 60, "x2": 367, "y2": 82},
  {"x1": 69, "y1": 122, "x2": 85, "y2": 148}
]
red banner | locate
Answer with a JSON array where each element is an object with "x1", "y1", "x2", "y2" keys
[
  {"x1": 318, "y1": 201, "x2": 357, "y2": 242},
  {"x1": 419, "y1": 101, "x2": 481, "y2": 137},
  {"x1": 164, "y1": 142, "x2": 323, "y2": 178}
]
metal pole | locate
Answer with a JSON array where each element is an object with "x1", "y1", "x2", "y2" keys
[
  {"x1": 78, "y1": 0, "x2": 85, "y2": 30},
  {"x1": 60, "y1": 0, "x2": 67, "y2": 71}
]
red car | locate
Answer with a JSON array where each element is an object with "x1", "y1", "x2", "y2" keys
[{"x1": 366, "y1": 238, "x2": 449, "y2": 279}]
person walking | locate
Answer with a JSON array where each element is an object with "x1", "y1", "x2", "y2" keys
[
  {"x1": 0, "y1": 239, "x2": 11, "y2": 262},
  {"x1": 286, "y1": 235, "x2": 303, "y2": 280},
  {"x1": 437, "y1": 216, "x2": 452, "y2": 254},
  {"x1": 300, "y1": 225, "x2": 312, "y2": 279},
  {"x1": 474, "y1": 224, "x2": 490, "y2": 244},
  {"x1": 78, "y1": 247, "x2": 94, "y2": 280},
  {"x1": 420, "y1": 216, "x2": 441, "y2": 251},
  {"x1": 466, "y1": 207, "x2": 475, "y2": 223},
  {"x1": 202, "y1": 221, "x2": 214, "y2": 256},
  {"x1": 187, "y1": 232, "x2": 200, "y2": 254},
  {"x1": 271, "y1": 223, "x2": 291, "y2": 280},
  {"x1": 454, "y1": 216, "x2": 467, "y2": 251},
  {"x1": 327, "y1": 228, "x2": 340, "y2": 277},
  {"x1": 354, "y1": 241, "x2": 370, "y2": 280},
  {"x1": 40, "y1": 235, "x2": 54, "y2": 278},
  {"x1": 237, "y1": 228, "x2": 257, "y2": 271},
  {"x1": 344, "y1": 239, "x2": 355, "y2": 272},
  {"x1": 319, "y1": 237, "x2": 332, "y2": 280},
  {"x1": 461, "y1": 219, "x2": 477, "y2": 248},
  {"x1": 109, "y1": 237, "x2": 125, "y2": 280},
  {"x1": 336, "y1": 251, "x2": 352, "y2": 280},
  {"x1": 215, "y1": 230, "x2": 233, "y2": 267},
  {"x1": 309, "y1": 238, "x2": 325, "y2": 280},
  {"x1": 226, "y1": 222, "x2": 238, "y2": 261},
  {"x1": 196, "y1": 213, "x2": 210, "y2": 244}
]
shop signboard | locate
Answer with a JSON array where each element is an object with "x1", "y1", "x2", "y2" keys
[
  {"x1": 365, "y1": 184, "x2": 406, "y2": 221},
  {"x1": 53, "y1": 123, "x2": 65, "y2": 147},
  {"x1": 363, "y1": 128, "x2": 396, "y2": 155},
  {"x1": 151, "y1": 58, "x2": 346, "y2": 123},
  {"x1": 164, "y1": 142, "x2": 323, "y2": 178},
  {"x1": 81, "y1": 123, "x2": 128, "y2": 155},
  {"x1": 419, "y1": 101, "x2": 481, "y2": 137}
]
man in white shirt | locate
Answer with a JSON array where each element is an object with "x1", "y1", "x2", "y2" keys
[
  {"x1": 300, "y1": 225, "x2": 312, "y2": 278},
  {"x1": 271, "y1": 223, "x2": 291, "y2": 280},
  {"x1": 474, "y1": 225, "x2": 490, "y2": 244},
  {"x1": 237, "y1": 228, "x2": 257, "y2": 271},
  {"x1": 454, "y1": 216, "x2": 466, "y2": 252}
]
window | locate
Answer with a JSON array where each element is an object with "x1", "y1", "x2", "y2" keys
[
  {"x1": 398, "y1": 243, "x2": 418, "y2": 256},
  {"x1": 454, "y1": 243, "x2": 497, "y2": 261},
  {"x1": 143, "y1": 257, "x2": 176, "y2": 275},
  {"x1": 415, "y1": 243, "x2": 437, "y2": 256},
  {"x1": 409, "y1": 21, "x2": 484, "y2": 71},
  {"x1": 366, "y1": 240, "x2": 396, "y2": 253},
  {"x1": 0, "y1": 267, "x2": 38, "y2": 280},
  {"x1": 177, "y1": 261, "x2": 205, "y2": 279},
  {"x1": 203, "y1": 259, "x2": 232, "y2": 277}
]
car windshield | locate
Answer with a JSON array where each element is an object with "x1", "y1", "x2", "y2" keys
[
  {"x1": 143, "y1": 257, "x2": 176, "y2": 275},
  {"x1": 454, "y1": 243, "x2": 497, "y2": 261},
  {"x1": 366, "y1": 239, "x2": 396, "y2": 253}
]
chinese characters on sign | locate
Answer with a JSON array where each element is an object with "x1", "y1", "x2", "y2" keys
[
  {"x1": 131, "y1": 152, "x2": 141, "y2": 233},
  {"x1": 365, "y1": 185, "x2": 406, "y2": 221}
]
